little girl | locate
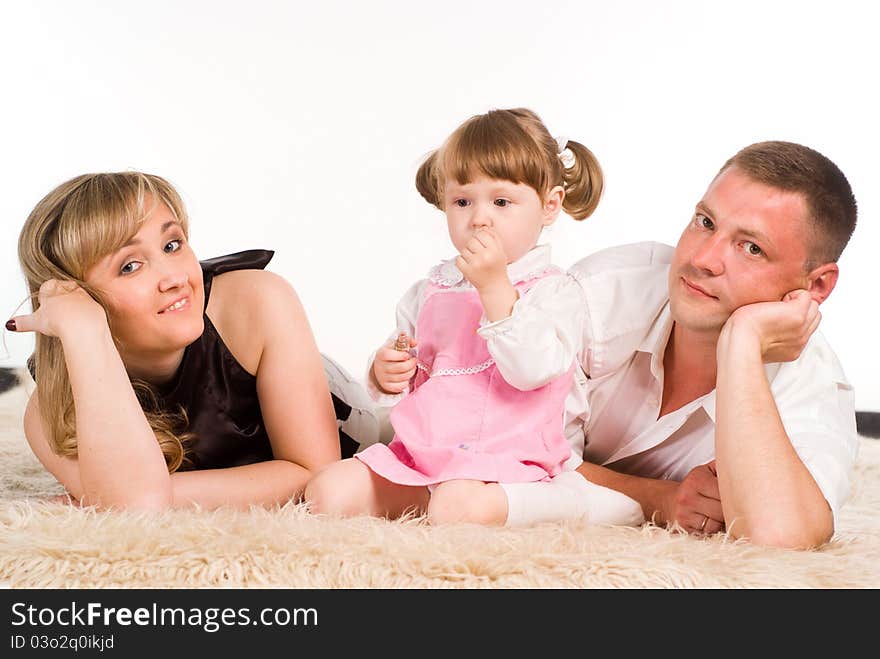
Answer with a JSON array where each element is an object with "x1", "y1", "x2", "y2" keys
[{"x1": 305, "y1": 108, "x2": 643, "y2": 527}]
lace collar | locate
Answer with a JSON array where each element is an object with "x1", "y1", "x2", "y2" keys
[{"x1": 428, "y1": 243, "x2": 554, "y2": 287}]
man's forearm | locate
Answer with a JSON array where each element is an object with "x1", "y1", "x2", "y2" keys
[{"x1": 715, "y1": 329, "x2": 833, "y2": 548}]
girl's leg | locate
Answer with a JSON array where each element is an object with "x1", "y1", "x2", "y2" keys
[
  {"x1": 304, "y1": 458, "x2": 429, "y2": 519},
  {"x1": 427, "y1": 479, "x2": 508, "y2": 525},
  {"x1": 500, "y1": 471, "x2": 645, "y2": 527}
]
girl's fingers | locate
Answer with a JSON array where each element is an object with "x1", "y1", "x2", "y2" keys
[
  {"x1": 385, "y1": 371, "x2": 416, "y2": 384},
  {"x1": 475, "y1": 228, "x2": 498, "y2": 249},
  {"x1": 378, "y1": 348, "x2": 413, "y2": 363},
  {"x1": 381, "y1": 377, "x2": 412, "y2": 393},
  {"x1": 382, "y1": 359, "x2": 417, "y2": 376},
  {"x1": 470, "y1": 232, "x2": 490, "y2": 250}
]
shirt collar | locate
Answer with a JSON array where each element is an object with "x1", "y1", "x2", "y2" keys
[
  {"x1": 429, "y1": 243, "x2": 554, "y2": 287},
  {"x1": 702, "y1": 393, "x2": 717, "y2": 422},
  {"x1": 638, "y1": 303, "x2": 718, "y2": 421},
  {"x1": 639, "y1": 301, "x2": 674, "y2": 380}
]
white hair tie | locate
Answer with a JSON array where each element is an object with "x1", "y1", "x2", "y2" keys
[{"x1": 555, "y1": 135, "x2": 569, "y2": 154}]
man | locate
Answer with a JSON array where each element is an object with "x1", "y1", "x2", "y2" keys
[{"x1": 506, "y1": 141, "x2": 858, "y2": 549}]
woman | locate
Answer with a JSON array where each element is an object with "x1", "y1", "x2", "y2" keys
[{"x1": 6, "y1": 171, "x2": 375, "y2": 510}]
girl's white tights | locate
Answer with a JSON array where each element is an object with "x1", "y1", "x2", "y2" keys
[{"x1": 500, "y1": 471, "x2": 645, "y2": 527}]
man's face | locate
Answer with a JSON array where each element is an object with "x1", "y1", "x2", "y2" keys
[{"x1": 668, "y1": 166, "x2": 814, "y2": 334}]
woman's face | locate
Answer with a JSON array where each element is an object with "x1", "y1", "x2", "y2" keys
[{"x1": 84, "y1": 199, "x2": 204, "y2": 366}]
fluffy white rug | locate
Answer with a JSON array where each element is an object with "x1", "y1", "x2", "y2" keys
[{"x1": 1, "y1": 375, "x2": 878, "y2": 589}]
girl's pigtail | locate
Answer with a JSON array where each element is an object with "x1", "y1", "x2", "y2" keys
[
  {"x1": 415, "y1": 150, "x2": 444, "y2": 210},
  {"x1": 561, "y1": 140, "x2": 604, "y2": 220}
]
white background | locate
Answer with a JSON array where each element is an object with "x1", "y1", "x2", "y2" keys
[{"x1": 1, "y1": 1, "x2": 878, "y2": 410}]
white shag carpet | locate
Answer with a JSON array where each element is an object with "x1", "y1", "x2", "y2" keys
[{"x1": 1, "y1": 373, "x2": 879, "y2": 589}]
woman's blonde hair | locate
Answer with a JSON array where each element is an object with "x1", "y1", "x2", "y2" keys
[
  {"x1": 416, "y1": 107, "x2": 604, "y2": 220},
  {"x1": 17, "y1": 172, "x2": 195, "y2": 471}
]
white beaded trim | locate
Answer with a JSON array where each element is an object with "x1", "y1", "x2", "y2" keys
[
  {"x1": 417, "y1": 358, "x2": 495, "y2": 377},
  {"x1": 427, "y1": 259, "x2": 561, "y2": 288}
]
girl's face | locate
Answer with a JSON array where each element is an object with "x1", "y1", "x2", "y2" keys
[
  {"x1": 442, "y1": 176, "x2": 563, "y2": 263},
  {"x1": 84, "y1": 199, "x2": 205, "y2": 367}
]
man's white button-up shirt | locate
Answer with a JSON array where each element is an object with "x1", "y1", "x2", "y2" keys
[{"x1": 569, "y1": 241, "x2": 859, "y2": 523}]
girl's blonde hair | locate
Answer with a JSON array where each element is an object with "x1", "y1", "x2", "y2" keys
[
  {"x1": 416, "y1": 107, "x2": 604, "y2": 220},
  {"x1": 17, "y1": 172, "x2": 195, "y2": 471}
]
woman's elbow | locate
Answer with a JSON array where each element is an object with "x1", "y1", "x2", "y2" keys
[
  {"x1": 77, "y1": 475, "x2": 175, "y2": 511},
  {"x1": 81, "y1": 489, "x2": 174, "y2": 512},
  {"x1": 276, "y1": 452, "x2": 337, "y2": 483},
  {"x1": 126, "y1": 491, "x2": 174, "y2": 512}
]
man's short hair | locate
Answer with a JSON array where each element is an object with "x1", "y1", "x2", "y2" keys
[{"x1": 720, "y1": 141, "x2": 857, "y2": 266}]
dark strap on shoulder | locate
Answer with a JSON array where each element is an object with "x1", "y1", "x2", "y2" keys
[
  {"x1": 200, "y1": 249, "x2": 274, "y2": 276},
  {"x1": 201, "y1": 249, "x2": 274, "y2": 307}
]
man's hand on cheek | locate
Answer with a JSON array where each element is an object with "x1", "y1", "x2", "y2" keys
[{"x1": 721, "y1": 289, "x2": 821, "y2": 363}]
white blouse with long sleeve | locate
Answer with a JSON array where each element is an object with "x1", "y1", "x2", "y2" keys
[{"x1": 364, "y1": 244, "x2": 589, "y2": 468}]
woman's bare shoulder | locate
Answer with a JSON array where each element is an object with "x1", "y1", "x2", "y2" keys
[
  {"x1": 211, "y1": 268, "x2": 296, "y2": 303},
  {"x1": 206, "y1": 269, "x2": 307, "y2": 372}
]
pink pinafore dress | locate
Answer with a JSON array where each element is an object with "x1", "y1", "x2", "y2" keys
[{"x1": 356, "y1": 269, "x2": 574, "y2": 486}]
